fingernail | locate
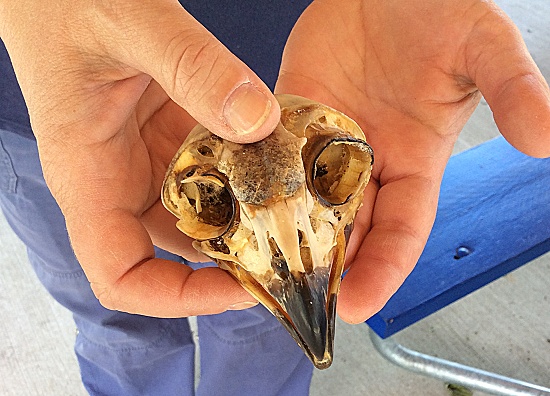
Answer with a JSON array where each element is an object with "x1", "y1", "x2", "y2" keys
[
  {"x1": 224, "y1": 83, "x2": 272, "y2": 135},
  {"x1": 228, "y1": 301, "x2": 259, "y2": 310}
]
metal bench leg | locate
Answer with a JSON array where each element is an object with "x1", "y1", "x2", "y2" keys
[{"x1": 368, "y1": 329, "x2": 550, "y2": 396}]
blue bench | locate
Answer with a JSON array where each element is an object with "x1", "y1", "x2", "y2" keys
[{"x1": 365, "y1": 137, "x2": 550, "y2": 395}]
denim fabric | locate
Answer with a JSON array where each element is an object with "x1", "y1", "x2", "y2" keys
[
  {"x1": 0, "y1": 1, "x2": 316, "y2": 393},
  {"x1": 0, "y1": 130, "x2": 313, "y2": 395},
  {"x1": 0, "y1": 0, "x2": 313, "y2": 139}
]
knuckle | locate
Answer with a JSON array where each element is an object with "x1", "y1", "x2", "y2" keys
[
  {"x1": 90, "y1": 281, "x2": 119, "y2": 311},
  {"x1": 163, "y1": 31, "x2": 228, "y2": 103}
]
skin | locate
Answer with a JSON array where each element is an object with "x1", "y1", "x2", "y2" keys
[
  {"x1": 0, "y1": 0, "x2": 549, "y2": 322},
  {"x1": 276, "y1": 0, "x2": 550, "y2": 323},
  {"x1": 0, "y1": 0, "x2": 278, "y2": 316}
]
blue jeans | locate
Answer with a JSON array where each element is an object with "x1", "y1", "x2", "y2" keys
[{"x1": 0, "y1": 129, "x2": 313, "y2": 395}]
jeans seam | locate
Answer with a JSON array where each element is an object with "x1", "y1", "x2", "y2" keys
[
  {"x1": 38, "y1": 265, "x2": 86, "y2": 279},
  {"x1": 77, "y1": 322, "x2": 178, "y2": 354},
  {"x1": 28, "y1": 249, "x2": 87, "y2": 279},
  {"x1": 200, "y1": 317, "x2": 284, "y2": 346},
  {"x1": 0, "y1": 133, "x2": 18, "y2": 194}
]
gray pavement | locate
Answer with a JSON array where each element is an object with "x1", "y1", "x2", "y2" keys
[{"x1": 1, "y1": 1, "x2": 549, "y2": 395}]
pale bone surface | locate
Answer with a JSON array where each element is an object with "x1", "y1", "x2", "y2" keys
[
  {"x1": 162, "y1": 94, "x2": 374, "y2": 368},
  {"x1": 2, "y1": 1, "x2": 549, "y2": 393}
]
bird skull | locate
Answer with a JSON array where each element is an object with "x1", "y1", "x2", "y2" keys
[{"x1": 162, "y1": 94, "x2": 373, "y2": 369}]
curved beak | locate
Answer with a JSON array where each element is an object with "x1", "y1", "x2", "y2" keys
[{"x1": 217, "y1": 186, "x2": 348, "y2": 369}]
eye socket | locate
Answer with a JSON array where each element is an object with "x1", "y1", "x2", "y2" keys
[
  {"x1": 175, "y1": 167, "x2": 237, "y2": 240},
  {"x1": 196, "y1": 144, "x2": 214, "y2": 157},
  {"x1": 309, "y1": 137, "x2": 373, "y2": 206}
]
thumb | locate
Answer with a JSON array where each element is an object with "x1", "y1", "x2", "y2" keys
[
  {"x1": 467, "y1": 8, "x2": 550, "y2": 158},
  {"x1": 97, "y1": 0, "x2": 280, "y2": 143}
]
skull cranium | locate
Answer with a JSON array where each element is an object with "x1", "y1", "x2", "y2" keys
[{"x1": 162, "y1": 94, "x2": 373, "y2": 369}]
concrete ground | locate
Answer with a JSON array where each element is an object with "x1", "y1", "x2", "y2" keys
[{"x1": 1, "y1": 1, "x2": 549, "y2": 395}]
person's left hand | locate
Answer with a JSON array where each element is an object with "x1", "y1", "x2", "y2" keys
[{"x1": 276, "y1": 0, "x2": 550, "y2": 324}]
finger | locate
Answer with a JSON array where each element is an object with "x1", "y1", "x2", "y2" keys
[
  {"x1": 337, "y1": 174, "x2": 441, "y2": 324},
  {"x1": 466, "y1": 5, "x2": 550, "y2": 158},
  {"x1": 68, "y1": 206, "x2": 257, "y2": 317},
  {"x1": 343, "y1": 180, "x2": 378, "y2": 270},
  {"x1": 92, "y1": 0, "x2": 279, "y2": 143},
  {"x1": 140, "y1": 199, "x2": 211, "y2": 263},
  {"x1": 137, "y1": 90, "x2": 198, "y2": 193}
]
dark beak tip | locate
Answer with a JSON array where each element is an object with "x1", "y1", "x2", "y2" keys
[
  {"x1": 301, "y1": 335, "x2": 333, "y2": 370},
  {"x1": 268, "y1": 267, "x2": 340, "y2": 370},
  {"x1": 306, "y1": 344, "x2": 333, "y2": 369},
  {"x1": 313, "y1": 357, "x2": 333, "y2": 370}
]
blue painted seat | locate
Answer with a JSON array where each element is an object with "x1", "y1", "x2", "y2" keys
[
  {"x1": 365, "y1": 137, "x2": 550, "y2": 394},
  {"x1": 368, "y1": 136, "x2": 550, "y2": 338}
]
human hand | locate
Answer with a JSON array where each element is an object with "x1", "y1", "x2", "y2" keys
[
  {"x1": 0, "y1": 0, "x2": 281, "y2": 316},
  {"x1": 276, "y1": 0, "x2": 550, "y2": 323}
]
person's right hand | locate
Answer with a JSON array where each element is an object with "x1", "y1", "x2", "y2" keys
[{"x1": 0, "y1": 0, "x2": 280, "y2": 317}]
